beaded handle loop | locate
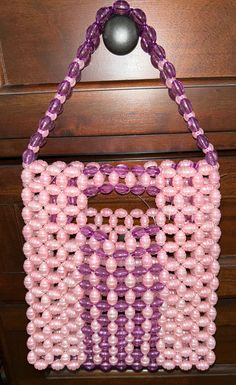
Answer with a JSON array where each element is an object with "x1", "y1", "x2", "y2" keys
[{"x1": 22, "y1": 0, "x2": 218, "y2": 167}]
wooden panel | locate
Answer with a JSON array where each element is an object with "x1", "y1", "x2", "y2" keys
[
  {"x1": 0, "y1": 1, "x2": 235, "y2": 86},
  {"x1": 0, "y1": 83, "x2": 235, "y2": 139},
  {"x1": 0, "y1": 301, "x2": 236, "y2": 385}
]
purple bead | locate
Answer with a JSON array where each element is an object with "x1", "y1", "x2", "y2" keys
[
  {"x1": 133, "y1": 328, "x2": 145, "y2": 337},
  {"x1": 115, "y1": 183, "x2": 130, "y2": 195},
  {"x1": 133, "y1": 266, "x2": 147, "y2": 276},
  {"x1": 81, "y1": 313, "x2": 92, "y2": 322},
  {"x1": 141, "y1": 25, "x2": 157, "y2": 53},
  {"x1": 147, "y1": 244, "x2": 161, "y2": 255},
  {"x1": 83, "y1": 362, "x2": 95, "y2": 371},
  {"x1": 84, "y1": 186, "x2": 98, "y2": 197},
  {"x1": 146, "y1": 166, "x2": 160, "y2": 176},
  {"x1": 131, "y1": 165, "x2": 145, "y2": 175},
  {"x1": 133, "y1": 284, "x2": 146, "y2": 295},
  {"x1": 168, "y1": 88, "x2": 176, "y2": 101},
  {"x1": 97, "y1": 302, "x2": 110, "y2": 311},
  {"x1": 100, "y1": 163, "x2": 114, "y2": 174},
  {"x1": 83, "y1": 165, "x2": 99, "y2": 176},
  {"x1": 146, "y1": 186, "x2": 160, "y2": 197},
  {"x1": 152, "y1": 282, "x2": 164, "y2": 291},
  {"x1": 113, "y1": 1, "x2": 130, "y2": 15},
  {"x1": 132, "y1": 350, "x2": 142, "y2": 359},
  {"x1": 132, "y1": 363, "x2": 142, "y2": 371},
  {"x1": 96, "y1": 283, "x2": 108, "y2": 294},
  {"x1": 149, "y1": 350, "x2": 159, "y2": 359},
  {"x1": 96, "y1": 248, "x2": 107, "y2": 258},
  {"x1": 86, "y1": 22, "x2": 100, "y2": 44},
  {"x1": 22, "y1": 149, "x2": 36, "y2": 164},
  {"x1": 146, "y1": 224, "x2": 160, "y2": 235},
  {"x1": 172, "y1": 79, "x2": 185, "y2": 96},
  {"x1": 152, "y1": 298, "x2": 163, "y2": 307},
  {"x1": 115, "y1": 164, "x2": 129, "y2": 175},
  {"x1": 96, "y1": 7, "x2": 113, "y2": 30},
  {"x1": 187, "y1": 117, "x2": 200, "y2": 133},
  {"x1": 80, "y1": 225, "x2": 94, "y2": 237},
  {"x1": 151, "y1": 312, "x2": 161, "y2": 321},
  {"x1": 80, "y1": 280, "x2": 92, "y2": 290},
  {"x1": 48, "y1": 98, "x2": 62, "y2": 114},
  {"x1": 130, "y1": 8, "x2": 147, "y2": 25},
  {"x1": 132, "y1": 227, "x2": 146, "y2": 238},
  {"x1": 29, "y1": 132, "x2": 43, "y2": 147},
  {"x1": 68, "y1": 196, "x2": 77, "y2": 205},
  {"x1": 116, "y1": 329, "x2": 128, "y2": 338},
  {"x1": 100, "y1": 183, "x2": 114, "y2": 194},
  {"x1": 116, "y1": 315, "x2": 127, "y2": 325},
  {"x1": 77, "y1": 42, "x2": 93, "y2": 65},
  {"x1": 113, "y1": 249, "x2": 129, "y2": 259},
  {"x1": 79, "y1": 298, "x2": 92, "y2": 308},
  {"x1": 115, "y1": 300, "x2": 128, "y2": 311},
  {"x1": 150, "y1": 334, "x2": 159, "y2": 343},
  {"x1": 133, "y1": 300, "x2": 145, "y2": 310},
  {"x1": 133, "y1": 338, "x2": 142, "y2": 347},
  {"x1": 78, "y1": 263, "x2": 91, "y2": 275},
  {"x1": 117, "y1": 340, "x2": 127, "y2": 348},
  {"x1": 116, "y1": 362, "x2": 127, "y2": 371},
  {"x1": 205, "y1": 150, "x2": 218, "y2": 166},
  {"x1": 148, "y1": 362, "x2": 159, "y2": 372},
  {"x1": 133, "y1": 314, "x2": 145, "y2": 323},
  {"x1": 100, "y1": 352, "x2": 110, "y2": 359},
  {"x1": 131, "y1": 184, "x2": 145, "y2": 195},
  {"x1": 38, "y1": 116, "x2": 53, "y2": 131},
  {"x1": 116, "y1": 283, "x2": 128, "y2": 295},
  {"x1": 160, "y1": 70, "x2": 167, "y2": 83},
  {"x1": 95, "y1": 267, "x2": 109, "y2": 278},
  {"x1": 180, "y1": 98, "x2": 193, "y2": 114},
  {"x1": 113, "y1": 268, "x2": 128, "y2": 278},
  {"x1": 80, "y1": 244, "x2": 93, "y2": 256},
  {"x1": 151, "y1": 325, "x2": 161, "y2": 333},
  {"x1": 149, "y1": 263, "x2": 162, "y2": 273},
  {"x1": 101, "y1": 362, "x2": 112, "y2": 372},
  {"x1": 150, "y1": 44, "x2": 166, "y2": 66},
  {"x1": 99, "y1": 341, "x2": 109, "y2": 349},
  {"x1": 58, "y1": 80, "x2": 71, "y2": 96},
  {"x1": 163, "y1": 61, "x2": 176, "y2": 78},
  {"x1": 93, "y1": 230, "x2": 108, "y2": 241},
  {"x1": 197, "y1": 134, "x2": 209, "y2": 150},
  {"x1": 132, "y1": 247, "x2": 145, "y2": 257},
  {"x1": 68, "y1": 61, "x2": 81, "y2": 78}
]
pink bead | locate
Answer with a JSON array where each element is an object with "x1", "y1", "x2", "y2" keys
[
  {"x1": 107, "y1": 290, "x2": 118, "y2": 305},
  {"x1": 106, "y1": 275, "x2": 117, "y2": 289},
  {"x1": 106, "y1": 257, "x2": 117, "y2": 273},
  {"x1": 89, "y1": 254, "x2": 101, "y2": 270},
  {"x1": 140, "y1": 234, "x2": 151, "y2": 249},
  {"x1": 125, "y1": 256, "x2": 135, "y2": 271},
  {"x1": 125, "y1": 289, "x2": 135, "y2": 305},
  {"x1": 103, "y1": 240, "x2": 115, "y2": 255},
  {"x1": 125, "y1": 172, "x2": 136, "y2": 187},
  {"x1": 126, "y1": 237, "x2": 137, "y2": 252},
  {"x1": 125, "y1": 273, "x2": 136, "y2": 288}
]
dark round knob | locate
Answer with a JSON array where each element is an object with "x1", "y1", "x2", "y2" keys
[{"x1": 103, "y1": 15, "x2": 139, "y2": 56}]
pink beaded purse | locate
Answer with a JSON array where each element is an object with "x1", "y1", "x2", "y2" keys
[{"x1": 21, "y1": 1, "x2": 221, "y2": 373}]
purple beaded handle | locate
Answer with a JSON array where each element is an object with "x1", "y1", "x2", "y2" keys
[{"x1": 22, "y1": 0, "x2": 218, "y2": 167}]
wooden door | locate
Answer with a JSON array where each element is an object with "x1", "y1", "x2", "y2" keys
[{"x1": 0, "y1": 1, "x2": 236, "y2": 384}]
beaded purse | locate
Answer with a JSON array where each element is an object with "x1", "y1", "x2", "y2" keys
[{"x1": 21, "y1": 1, "x2": 221, "y2": 372}]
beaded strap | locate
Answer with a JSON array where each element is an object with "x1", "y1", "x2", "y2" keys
[{"x1": 22, "y1": 0, "x2": 218, "y2": 167}]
